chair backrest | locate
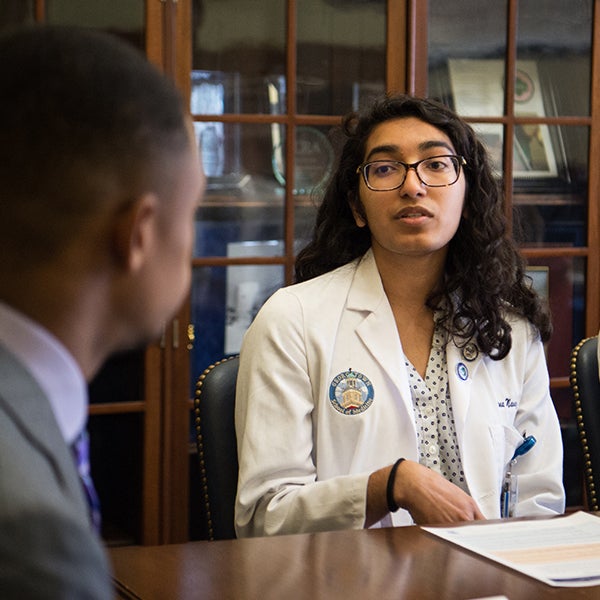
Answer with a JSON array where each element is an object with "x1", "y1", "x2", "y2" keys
[
  {"x1": 193, "y1": 355, "x2": 239, "y2": 540},
  {"x1": 570, "y1": 336, "x2": 600, "y2": 512}
]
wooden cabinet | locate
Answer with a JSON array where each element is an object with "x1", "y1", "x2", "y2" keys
[{"x1": 4, "y1": 0, "x2": 596, "y2": 544}]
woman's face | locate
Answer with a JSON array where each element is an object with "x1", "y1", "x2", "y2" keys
[{"x1": 353, "y1": 116, "x2": 466, "y2": 262}]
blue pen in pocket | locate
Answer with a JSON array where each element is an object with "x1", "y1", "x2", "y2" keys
[{"x1": 501, "y1": 434, "x2": 536, "y2": 518}]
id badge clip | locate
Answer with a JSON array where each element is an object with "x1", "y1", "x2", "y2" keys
[{"x1": 500, "y1": 434, "x2": 536, "y2": 518}]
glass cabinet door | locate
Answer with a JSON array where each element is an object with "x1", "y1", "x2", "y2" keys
[
  {"x1": 190, "y1": 0, "x2": 386, "y2": 376},
  {"x1": 426, "y1": 0, "x2": 593, "y2": 509},
  {"x1": 427, "y1": 0, "x2": 591, "y2": 382},
  {"x1": 512, "y1": 1, "x2": 591, "y2": 423},
  {"x1": 296, "y1": 0, "x2": 386, "y2": 115},
  {"x1": 45, "y1": 0, "x2": 145, "y2": 49},
  {"x1": 0, "y1": 1, "x2": 145, "y2": 47},
  {"x1": 191, "y1": 0, "x2": 287, "y2": 379},
  {"x1": 0, "y1": 2, "x2": 36, "y2": 29}
]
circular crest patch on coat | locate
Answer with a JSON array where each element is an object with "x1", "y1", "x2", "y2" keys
[{"x1": 329, "y1": 369, "x2": 374, "y2": 415}]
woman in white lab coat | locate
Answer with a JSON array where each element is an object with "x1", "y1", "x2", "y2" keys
[{"x1": 234, "y1": 94, "x2": 565, "y2": 538}]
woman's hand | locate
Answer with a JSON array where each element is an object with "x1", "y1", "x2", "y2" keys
[
  {"x1": 365, "y1": 459, "x2": 485, "y2": 527},
  {"x1": 393, "y1": 459, "x2": 485, "y2": 525}
]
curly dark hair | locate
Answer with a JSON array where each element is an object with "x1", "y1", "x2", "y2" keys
[{"x1": 294, "y1": 93, "x2": 552, "y2": 359}]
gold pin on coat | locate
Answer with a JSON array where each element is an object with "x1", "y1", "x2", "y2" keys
[{"x1": 462, "y1": 343, "x2": 479, "y2": 362}]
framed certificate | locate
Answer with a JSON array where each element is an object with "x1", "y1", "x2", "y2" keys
[{"x1": 447, "y1": 59, "x2": 567, "y2": 185}]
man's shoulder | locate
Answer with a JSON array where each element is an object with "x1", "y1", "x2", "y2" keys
[
  {"x1": 0, "y1": 366, "x2": 88, "y2": 528},
  {"x1": 0, "y1": 506, "x2": 112, "y2": 599},
  {"x1": 0, "y1": 419, "x2": 110, "y2": 597}
]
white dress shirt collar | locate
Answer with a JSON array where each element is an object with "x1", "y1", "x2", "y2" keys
[{"x1": 0, "y1": 301, "x2": 87, "y2": 444}]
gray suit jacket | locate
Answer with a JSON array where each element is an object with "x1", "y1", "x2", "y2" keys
[{"x1": 0, "y1": 344, "x2": 112, "y2": 599}]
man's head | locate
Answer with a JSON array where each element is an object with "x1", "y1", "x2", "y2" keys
[{"x1": 0, "y1": 26, "x2": 205, "y2": 371}]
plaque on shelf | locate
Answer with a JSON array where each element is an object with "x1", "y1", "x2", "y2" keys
[
  {"x1": 271, "y1": 125, "x2": 335, "y2": 195},
  {"x1": 191, "y1": 70, "x2": 246, "y2": 191}
]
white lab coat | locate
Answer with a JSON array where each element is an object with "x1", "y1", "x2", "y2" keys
[{"x1": 235, "y1": 249, "x2": 565, "y2": 538}]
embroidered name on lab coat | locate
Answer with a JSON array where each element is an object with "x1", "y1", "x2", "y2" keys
[
  {"x1": 329, "y1": 369, "x2": 374, "y2": 415},
  {"x1": 498, "y1": 398, "x2": 518, "y2": 408}
]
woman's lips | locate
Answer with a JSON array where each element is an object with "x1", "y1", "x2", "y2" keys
[{"x1": 396, "y1": 206, "x2": 433, "y2": 219}]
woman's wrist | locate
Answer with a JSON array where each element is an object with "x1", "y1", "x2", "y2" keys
[{"x1": 386, "y1": 458, "x2": 405, "y2": 513}]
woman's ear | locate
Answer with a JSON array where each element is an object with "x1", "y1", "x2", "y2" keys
[
  {"x1": 112, "y1": 193, "x2": 158, "y2": 272},
  {"x1": 349, "y1": 192, "x2": 367, "y2": 228}
]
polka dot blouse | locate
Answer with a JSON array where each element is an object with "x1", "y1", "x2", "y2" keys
[{"x1": 404, "y1": 323, "x2": 469, "y2": 494}]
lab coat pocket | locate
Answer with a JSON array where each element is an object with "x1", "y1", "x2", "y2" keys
[{"x1": 489, "y1": 424, "x2": 525, "y2": 482}]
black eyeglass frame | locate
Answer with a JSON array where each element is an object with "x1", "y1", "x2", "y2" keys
[{"x1": 356, "y1": 154, "x2": 467, "y2": 191}]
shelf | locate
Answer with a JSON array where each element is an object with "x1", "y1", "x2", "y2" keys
[
  {"x1": 89, "y1": 401, "x2": 146, "y2": 415},
  {"x1": 513, "y1": 192, "x2": 583, "y2": 206}
]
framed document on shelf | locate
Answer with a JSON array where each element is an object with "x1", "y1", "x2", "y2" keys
[
  {"x1": 224, "y1": 241, "x2": 284, "y2": 355},
  {"x1": 526, "y1": 265, "x2": 551, "y2": 361},
  {"x1": 447, "y1": 59, "x2": 568, "y2": 188},
  {"x1": 526, "y1": 265, "x2": 549, "y2": 302},
  {"x1": 224, "y1": 238, "x2": 306, "y2": 355},
  {"x1": 526, "y1": 259, "x2": 575, "y2": 380}
]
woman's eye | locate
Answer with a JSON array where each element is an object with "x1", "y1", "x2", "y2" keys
[
  {"x1": 425, "y1": 158, "x2": 450, "y2": 172},
  {"x1": 372, "y1": 162, "x2": 397, "y2": 176}
]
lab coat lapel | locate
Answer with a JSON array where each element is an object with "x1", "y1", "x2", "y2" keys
[
  {"x1": 446, "y1": 341, "x2": 483, "y2": 439},
  {"x1": 348, "y1": 251, "x2": 414, "y2": 415}
]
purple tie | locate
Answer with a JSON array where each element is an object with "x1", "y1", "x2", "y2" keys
[{"x1": 71, "y1": 430, "x2": 102, "y2": 533}]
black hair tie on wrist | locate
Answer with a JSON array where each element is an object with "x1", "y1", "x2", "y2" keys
[{"x1": 386, "y1": 458, "x2": 405, "y2": 513}]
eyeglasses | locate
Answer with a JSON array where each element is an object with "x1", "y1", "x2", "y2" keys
[{"x1": 356, "y1": 154, "x2": 466, "y2": 191}]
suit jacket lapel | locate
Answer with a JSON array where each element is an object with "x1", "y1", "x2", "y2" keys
[{"x1": 0, "y1": 344, "x2": 86, "y2": 509}]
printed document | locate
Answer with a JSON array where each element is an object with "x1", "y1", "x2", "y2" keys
[{"x1": 423, "y1": 511, "x2": 600, "y2": 587}]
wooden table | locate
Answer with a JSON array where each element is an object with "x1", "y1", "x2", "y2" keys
[{"x1": 109, "y1": 523, "x2": 598, "y2": 599}]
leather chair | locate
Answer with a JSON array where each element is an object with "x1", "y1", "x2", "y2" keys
[
  {"x1": 569, "y1": 336, "x2": 600, "y2": 511},
  {"x1": 193, "y1": 355, "x2": 240, "y2": 540}
]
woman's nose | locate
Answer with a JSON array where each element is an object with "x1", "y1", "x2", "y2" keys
[{"x1": 400, "y1": 166, "x2": 425, "y2": 195}]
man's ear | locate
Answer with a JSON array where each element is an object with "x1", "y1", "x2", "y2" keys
[{"x1": 112, "y1": 193, "x2": 158, "y2": 272}]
